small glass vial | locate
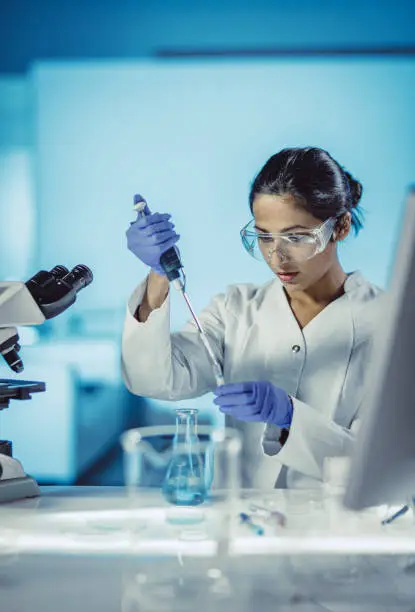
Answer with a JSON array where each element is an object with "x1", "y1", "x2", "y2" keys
[{"x1": 162, "y1": 408, "x2": 206, "y2": 506}]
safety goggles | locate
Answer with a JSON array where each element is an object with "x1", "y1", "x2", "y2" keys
[{"x1": 240, "y1": 217, "x2": 337, "y2": 263}]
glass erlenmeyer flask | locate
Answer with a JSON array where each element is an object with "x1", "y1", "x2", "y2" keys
[{"x1": 162, "y1": 409, "x2": 206, "y2": 506}]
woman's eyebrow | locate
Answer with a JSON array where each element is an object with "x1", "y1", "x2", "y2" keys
[{"x1": 254, "y1": 224, "x2": 310, "y2": 233}]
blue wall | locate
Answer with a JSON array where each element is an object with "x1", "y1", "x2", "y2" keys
[
  {"x1": 1, "y1": 1, "x2": 415, "y2": 73},
  {"x1": 33, "y1": 58, "x2": 415, "y2": 333}
]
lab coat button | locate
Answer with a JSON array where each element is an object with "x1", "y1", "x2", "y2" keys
[{"x1": 292, "y1": 345, "x2": 301, "y2": 353}]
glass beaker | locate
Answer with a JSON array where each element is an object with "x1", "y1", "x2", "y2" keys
[
  {"x1": 120, "y1": 422, "x2": 242, "y2": 535},
  {"x1": 162, "y1": 409, "x2": 206, "y2": 506}
]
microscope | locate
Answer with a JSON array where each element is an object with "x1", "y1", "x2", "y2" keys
[{"x1": 0, "y1": 264, "x2": 93, "y2": 503}]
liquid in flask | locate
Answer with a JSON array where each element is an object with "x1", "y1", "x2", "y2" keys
[{"x1": 162, "y1": 408, "x2": 207, "y2": 506}]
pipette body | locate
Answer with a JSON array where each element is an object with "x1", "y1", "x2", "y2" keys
[{"x1": 133, "y1": 194, "x2": 225, "y2": 387}]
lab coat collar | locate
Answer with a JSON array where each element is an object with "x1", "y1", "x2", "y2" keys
[{"x1": 344, "y1": 270, "x2": 365, "y2": 292}]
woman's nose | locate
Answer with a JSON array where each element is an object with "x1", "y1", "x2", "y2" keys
[{"x1": 267, "y1": 243, "x2": 288, "y2": 264}]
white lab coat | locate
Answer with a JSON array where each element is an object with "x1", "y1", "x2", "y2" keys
[{"x1": 121, "y1": 271, "x2": 384, "y2": 489}]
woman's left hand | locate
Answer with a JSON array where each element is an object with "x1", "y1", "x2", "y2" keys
[{"x1": 213, "y1": 381, "x2": 293, "y2": 428}]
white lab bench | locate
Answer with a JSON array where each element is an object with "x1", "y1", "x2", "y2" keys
[{"x1": 0, "y1": 486, "x2": 414, "y2": 611}]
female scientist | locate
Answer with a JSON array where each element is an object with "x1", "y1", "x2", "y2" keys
[{"x1": 122, "y1": 147, "x2": 383, "y2": 489}]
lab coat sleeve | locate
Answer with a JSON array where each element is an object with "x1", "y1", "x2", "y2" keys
[
  {"x1": 121, "y1": 277, "x2": 226, "y2": 400},
  {"x1": 262, "y1": 398, "x2": 356, "y2": 480}
]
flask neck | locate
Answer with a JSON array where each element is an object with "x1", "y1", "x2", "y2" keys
[{"x1": 174, "y1": 410, "x2": 198, "y2": 445}]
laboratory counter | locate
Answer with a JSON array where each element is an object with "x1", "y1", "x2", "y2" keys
[{"x1": 0, "y1": 486, "x2": 414, "y2": 611}]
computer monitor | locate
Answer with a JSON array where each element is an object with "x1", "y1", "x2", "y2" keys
[{"x1": 344, "y1": 188, "x2": 415, "y2": 510}]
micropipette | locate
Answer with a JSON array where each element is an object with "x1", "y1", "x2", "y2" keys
[{"x1": 133, "y1": 194, "x2": 225, "y2": 387}]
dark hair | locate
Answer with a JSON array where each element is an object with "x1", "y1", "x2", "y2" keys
[{"x1": 249, "y1": 147, "x2": 364, "y2": 234}]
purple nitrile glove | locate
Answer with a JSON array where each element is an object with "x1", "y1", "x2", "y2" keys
[
  {"x1": 213, "y1": 381, "x2": 293, "y2": 428},
  {"x1": 126, "y1": 202, "x2": 180, "y2": 276}
]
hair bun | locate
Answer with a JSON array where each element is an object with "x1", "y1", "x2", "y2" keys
[{"x1": 344, "y1": 170, "x2": 363, "y2": 208}]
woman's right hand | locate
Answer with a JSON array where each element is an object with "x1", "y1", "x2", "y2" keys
[{"x1": 126, "y1": 206, "x2": 180, "y2": 276}]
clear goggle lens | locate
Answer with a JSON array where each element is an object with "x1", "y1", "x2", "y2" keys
[{"x1": 240, "y1": 217, "x2": 337, "y2": 263}]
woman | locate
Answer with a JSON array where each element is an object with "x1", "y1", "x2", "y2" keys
[{"x1": 122, "y1": 147, "x2": 383, "y2": 489}]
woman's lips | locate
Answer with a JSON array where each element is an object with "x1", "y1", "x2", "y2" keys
[{"x1": 277, "y1": 272, "x2": 299, "y2": 282}]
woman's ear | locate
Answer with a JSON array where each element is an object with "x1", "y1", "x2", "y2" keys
[{"x1": 333, "y1": 212, "x2": 352, "y2": 242}]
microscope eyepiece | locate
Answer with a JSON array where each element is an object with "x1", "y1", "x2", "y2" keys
[
  {"x1": 61, "y1": 265, "x2": 93, "y2": 293},
  {"x1": 0, "y1": 264, "x2": 93, "y2": 374},
  {"x1": 50, "y1": 265, "x2": 70, "y2": 279},
  {"x1": 25, "y1": 264, "x2": 93, "y2": 319}
]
